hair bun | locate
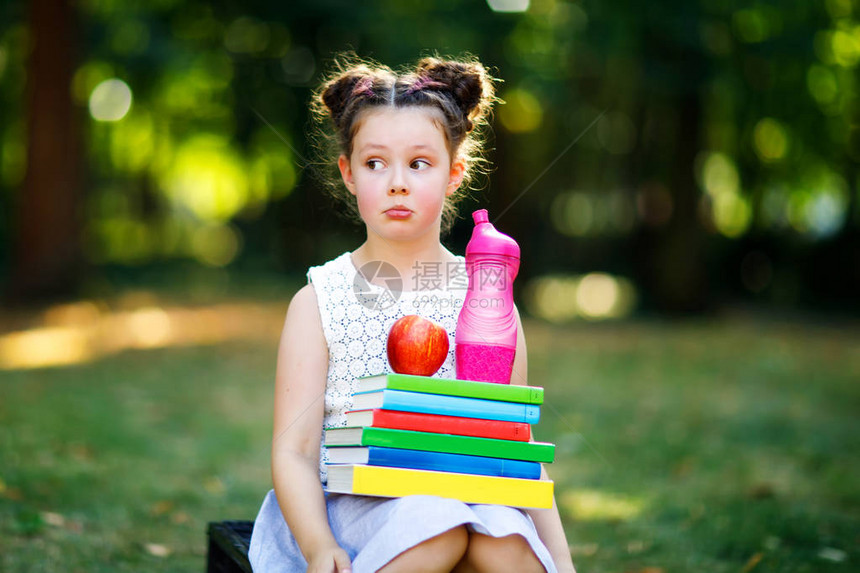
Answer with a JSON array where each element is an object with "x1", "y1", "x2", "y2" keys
[
  {"x1": 319, "y1": 66, "x2": 375, "y2": 129},
  {"x1": 416, "y1": 57, "x2": 494, "y2": 129}
]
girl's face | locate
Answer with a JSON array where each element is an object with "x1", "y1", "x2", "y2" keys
[{"x1": 338, "y1": 107, "x2": 464, "y2": 245}]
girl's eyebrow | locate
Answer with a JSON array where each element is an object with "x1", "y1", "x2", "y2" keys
[
  {"x1": 358, "y1": 143, "x2": 437, "y2": 155},
  {"x1": 358, "y1": 143, "x2": 389, "y2": 152}
]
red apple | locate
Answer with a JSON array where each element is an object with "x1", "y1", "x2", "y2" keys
[{"x1": 387, "y1": 315, "x2": 449, "y2": 376}]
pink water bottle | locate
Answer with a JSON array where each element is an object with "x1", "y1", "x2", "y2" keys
[{"x1": 455, "y1": 209, "x2": 521, "y2": 384}]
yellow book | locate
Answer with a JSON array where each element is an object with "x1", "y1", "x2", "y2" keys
[{"x1": 325, "y1": 464, "x2": 554, "y2": 509}]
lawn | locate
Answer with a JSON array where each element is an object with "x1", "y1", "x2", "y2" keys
[{"x1": 1, "y1": 290, "x2": 858, "y2": 572}]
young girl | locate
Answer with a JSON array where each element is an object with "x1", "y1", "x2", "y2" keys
[{"x1": 248, "y1": 54, "x2": 577, "y2": 573}]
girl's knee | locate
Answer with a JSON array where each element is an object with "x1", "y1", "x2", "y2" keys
[
  {"x1": 460, "y1": 533, "x2": 545, "y2": 573},
  {"x1": 379, "y1": 525, "x2": 469, "y2": 573},
  {"x1": 431, "y1": 525, "x2": 470, "y2": 556}
]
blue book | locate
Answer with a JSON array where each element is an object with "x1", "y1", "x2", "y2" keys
[
  {"x1": 350, "y1": 389, "x2": 541, "y2": 424},
  {"x1": 327, "y1": 446, "x2": 542, "y2": 480}
]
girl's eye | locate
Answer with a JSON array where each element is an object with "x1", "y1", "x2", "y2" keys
[
  {"x1": 410, "y1": 159, "x2": 430, "y2": 170},
  {"x1": 366, "y1": 159, "x2": 384, "y2": 170}
]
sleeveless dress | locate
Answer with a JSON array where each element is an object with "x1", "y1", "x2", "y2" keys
[{"x1": 248, "y1": 252, "x2": 557, "y2": 572}]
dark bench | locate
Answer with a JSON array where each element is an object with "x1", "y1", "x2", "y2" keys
[{"x1": 207, "y1": 520, "x2": 254, "y2": 573}]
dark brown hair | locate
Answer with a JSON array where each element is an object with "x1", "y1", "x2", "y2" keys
[{"x1": 311, "y1": 53, "x2": 498, "y2": 234}]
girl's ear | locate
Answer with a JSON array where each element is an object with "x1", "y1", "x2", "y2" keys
[
  {"x1": 446, "y1": 159, "x2": 466, "y2": 197},
  {"x1": 338, "y1": 154, "x2": 356, "y2": 196}
]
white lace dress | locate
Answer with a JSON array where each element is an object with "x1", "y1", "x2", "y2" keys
[{"x1": 248, "y1": 252, "x2": 556, "y2": 572}]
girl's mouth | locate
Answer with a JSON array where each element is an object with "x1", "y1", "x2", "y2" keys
[{"x1": 385, "y1": 207, "x2": 412, "y2": 219}]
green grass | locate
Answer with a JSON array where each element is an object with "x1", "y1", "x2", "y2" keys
[
  {"x1": 528, "y1": 318, "x2": 860, "y2": 572},
  {"x1": 1, "y1": 303, "x2": 858, "y2": 572},
  {"x1": 0, "y1": 342, "x2": 275, "y2": 572}
]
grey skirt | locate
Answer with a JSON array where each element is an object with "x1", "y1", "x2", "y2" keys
[{"x1": 248, "y1": 489, "x2": 557, "y2": 572}]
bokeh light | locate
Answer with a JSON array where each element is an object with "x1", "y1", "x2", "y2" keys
[
  {"x1": 815, "y1": 30, "x2": 838, "y2": 66},
  {"x1": 825, "y1": 0, "x2": 853, "y2": 19},
  {"x1": 701, "y1": 152, "x2": 740, "y2": 197},
  {"x1": 73, "y1": 61, "x2": 114, "y2": 104},
  {"x1": 487, "y1": 0, "x2": 530, "y2": 13},
  {"x1": 154, "y1": 53, "x2": 233, "y2": 117},
  {"x1": 2, "y1": 120, "x2": 26, "y2": 186},
  {"x1": 0, "y1": 298, "x2": 284, "y2": 370},
  {"x1": 710, "y1": 192, "x2": 752, "y2": 238},
  {"x1": 248, "y1": 129, "x2": 299, "y2": 207},
  {"x1": 830, "y1": 27, "x2": 860, "y2": 67},
  {"x1": 597, "y1": 111, "x2": 637, "y2": 155},
  {"x1": 109, "y1": 19, "x2": 151, "y2": 55},
  {"x1": 191, "y1": 224, "x2": 242, "y2": 267},
  {"x1": 787, "y1": 167, "x2": 849, "y2": 239},
  {"x1": 0, "y1": 327, "x2": 94, "y2": 370},
  {"x1": 760, "y1": 184, "x2": 791, "y2": 230},
  {"x1": 126, "y1": 306, "x2": 173, "y2": 348},
  {"x1": 552, "y1": 191, "x2": 636, "y2": 237},
  {"x1": 758, "y1": 168, "x2": 849, "y2": 240},
  {"x1": 732, "y1": 8, "x2": 776, "y2": 44},
  {"x1": 499, "y1": 88, "x2": 543, "y2": 133},
  {"x1": 109, "y1": 110, "x2": 155, "y2": 173},
  {"x1": 525, "y1": 273, "x2": 637, "y2": 322},
  {"x1": 224, "y1": 16, "x2": 270, "y2": 54},
  {"x1": 552, "y1": 192, "x2": 593, "y2": 237},
  {"x1": 698, "y1": 152, "x2": 751, "y2": 238},
  {"x1": 85, "y1": 216, "x2": 155, "y2": 264},
  {"x1": 526, "y1": 275, "x2": 580, "y2": 322},
  {"x1": 89, "y1": 78, "x2": 133, "y2": 122},
  {"x1": 753, "y1": 118, "x2": 790, "y2": 162},
  {"x1": 161, "y1": 134, "x2": 250, "y2": 223},
  {"x1": 807, "y1": 65, "x2": 839, "y2": 107},
  {"x1": 576, "y1": 273, "x2": 620, "y2": 318},
  {"x1": 281, "y1": 46, "x2": 316, "y2": 85},
  {"x1": 700, "y1": 21, "x2": 733, "y2": 56},
  {"x1": 561, "y1": 489, "x2": 646, "y2": 522}
]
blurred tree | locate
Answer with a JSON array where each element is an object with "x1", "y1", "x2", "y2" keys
[
  {"x1": 0, "y1": 0, "x2": 857, "y2": 313},
  {"x1": 7, "y1": 0, "x2": 83, "y2": 301},
  {"x1": 488, "y1": 0, "x2": 859, "y2": 313}
]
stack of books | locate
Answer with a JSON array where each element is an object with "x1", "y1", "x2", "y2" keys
[{"x1": 323, "y1": 373, "x2": 555, "y2": 509}]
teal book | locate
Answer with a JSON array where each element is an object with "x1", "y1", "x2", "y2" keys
[{"x1": 350, "y1": 389, "x2": 541, "y2": 424}]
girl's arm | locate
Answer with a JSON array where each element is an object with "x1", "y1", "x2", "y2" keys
[
  {"x1": 271, "y1": 284, "x2": 352, "y2": 573},
  {"x1": 511, "y1": 308, "x2": 577, "y2": 573}
]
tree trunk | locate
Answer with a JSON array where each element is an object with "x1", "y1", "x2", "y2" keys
[
  {"x1": 8, "y1": 0, "x2": 82, "y2": 302},
  {"x1": 653, "y1": 90, "x2": 709, "y2": 313}
]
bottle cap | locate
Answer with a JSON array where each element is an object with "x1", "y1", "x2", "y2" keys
[{"x1": 465, "y1": 209, "x2": 520, "y2": 259}]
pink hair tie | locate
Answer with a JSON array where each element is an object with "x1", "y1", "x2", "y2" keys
[
  {"x1": 353, "y1": 77, "x2": 374, "y2": 97},
  {"x1": 405, "y1": 76, "x2": 444, "y2": 95}
]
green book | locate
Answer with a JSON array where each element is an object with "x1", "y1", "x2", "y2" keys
[
  {"x1": 355, "y1": 373, "x2": 544, "y2": 405},
  {"x1": 324, "y1": 427, "x2": 555, "y2": 463}
]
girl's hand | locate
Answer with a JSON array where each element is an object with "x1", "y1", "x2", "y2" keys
[{"x1": 307, "y1": 544, "x2": 352, "y2": 573}]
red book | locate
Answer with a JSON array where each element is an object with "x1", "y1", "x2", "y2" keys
[{"x1": 344, "y1": 409, "x2": 532, "y2": 442}]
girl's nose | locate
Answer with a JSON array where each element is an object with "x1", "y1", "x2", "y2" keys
[{"x1": 388, "y1": 167, "x2": 409, "y2": 195}]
